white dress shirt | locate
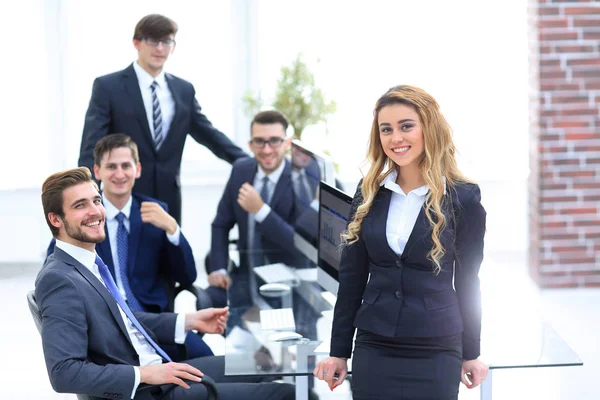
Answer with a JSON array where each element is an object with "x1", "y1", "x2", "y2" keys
[
  {"x1": 103, "y1": 195, "x2": 181, "y2": 301},
  {"x1": 380, "y1": 170, "x2": 430, "y2": 255},
  {"x1": 54, "y1": 240, "x2": 187, "y2": 399},
  {"x1": 133, "y1": 61, "x2": 175, "y2": 143}
]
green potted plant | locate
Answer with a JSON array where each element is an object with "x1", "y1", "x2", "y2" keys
[{"x1": 242, "y1": 54, "x2": 337, "y2": 140}]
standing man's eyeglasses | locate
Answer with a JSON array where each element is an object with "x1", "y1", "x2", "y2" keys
[
  {"x1": 250, "y1": 137, "x2": 286, "y2": 149},
  {"x1": 142, "y1": 37, "x2": 176, "y2": 48}
]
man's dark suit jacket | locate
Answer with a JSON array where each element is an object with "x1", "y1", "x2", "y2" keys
[
  {"x1": 330, "y1": 182, "x2": 486, "y2": 361},
  {"x1": 210, "y1": 157, "x2": 307, "y2": 306},
  {"x1": 47, "y1": 193, "x2": 197, "y2": 313},
  {"x1": 210, "y1": 157, "x2": 301, "y2": 274},
  {"x1": 78, "y1": 63, "x2": 248, "y2": 223},
  {"x1": 36, "y1": 247, "x2": 179, "y2": 399}
]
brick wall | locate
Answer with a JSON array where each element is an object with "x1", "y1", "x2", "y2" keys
[{"x1": 529, "y1": 0, "x2": 600, "y2": 288}]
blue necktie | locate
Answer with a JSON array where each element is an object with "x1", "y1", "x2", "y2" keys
[
  {"x1": 253, "y1": 177, "x2": 270, "y2": 267},
  {"x1": 116, "y1": 212, "x2": 143, "y2": 312},
  {"x1": 95, "y1": 255, "x2": 172, "y2": 362}
]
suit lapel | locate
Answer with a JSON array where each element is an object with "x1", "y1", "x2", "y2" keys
[
  {"x1": 122, "y1": 64, "x2": 154, "y2": 149},
  {"x1": 269, "y1": 159, "x2": 291, "y2": 210},
  {"x1": 401, "y1": 204, "x2": 427, "y2": 260},
  {"x1": 128, "y1": 196, "x2": 142, "y2": 276},
  {"x1": 238, "y1": 160, "x2": 258, "y2": 236},
  {"x1": 371, "y1": 189, "x2": 400, "y2": 259},
  {"x1": 53, "y1": 248, "x2": 133, "y2": 345},
  {"x1": 96, "y1": 225, "x2": 116, "y2": 278},
  {"x1": 162, "y1": 74, "x2": 182, "y2": 152}
]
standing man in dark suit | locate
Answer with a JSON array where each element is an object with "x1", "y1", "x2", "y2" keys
[
  {"x1": 206, "y1": 111, "x2": 300, "y2": 309},
  {"x1": 79, "y1": 14, "x2": 248, "y2": 224},
  {"x1": 50, "y1": 133, "x2": 212, "y2": 359},
  {"x1": 36, "y1": 167, "x2": 295, "y2": 400}
]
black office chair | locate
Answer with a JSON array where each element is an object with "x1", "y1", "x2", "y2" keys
[
  {"x1": 27, "y1": 290, "x2": 219, "y2": 400},
  {"x1": 164, "y1": 279, "x2": 214, "y2": 314},
  {"x1": 203, "y1": 239, "x2": 239, "y2": 277}
]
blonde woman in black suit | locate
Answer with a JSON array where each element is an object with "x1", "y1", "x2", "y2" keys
[{"x1": 314, "y1": 85, "x2": 488, "y2": 399}]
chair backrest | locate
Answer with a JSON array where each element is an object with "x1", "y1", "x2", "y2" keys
[
  {"x1": 28, "y1": 290, "x2": 100, "y2": 400},
  {"x1": 27, "y1": 290, "x2": 42, "y2": 334}
]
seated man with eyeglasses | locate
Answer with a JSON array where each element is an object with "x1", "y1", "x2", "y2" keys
[
  {"x1": 78, "y1": 14, "x2": 247, "y2": 226},
  {"x1": 206, "y1": 110, "x2": 302, "y2": 311}
]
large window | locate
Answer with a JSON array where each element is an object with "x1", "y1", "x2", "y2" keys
[
  {"x1": 1, "y1": 0, "x2": 237, "y2": 190},
  {"x1": 255, "y1": 0, "x2": 529, "y2": 182}
]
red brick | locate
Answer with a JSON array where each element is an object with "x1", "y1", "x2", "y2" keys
[
  {"x1": 547, "y1": 158, "x2": 581, "y2": 165},
  {"x1": 564, "y1": 7, "x2": 600, "y2": 15},
  {"x1": 583, "y1": 81, "x2": 600, "y2": 90},
  {"x1": 572, "y1": 18, "x2": 600, "y2": 28},
  {"x1": 539, "y1": 7, "x2": 560, "y2": 16},
  {"x1": 584, "y1": 195, "x2": 600, "y2": 201},
  {"x1": 541, "y1": 82, "x2": 581, "y2": 91},
  {"x1": 554, "y1": 45, "x2": 595, "y2": 53},
  {"x1": 584, "y1": 282, "x2": 600, "y2": 288},
  {"x1": 559, "y1": 108, "x2": 598, "y2": 116},
  {"x1": 552, "y1": 120, "x2": 590, "y2": 128},
  {"x1": 551, "y1": 94, "x2": 590, "y2": 103},
  {"x1": 568, "y1": 58, "x2": 600, "y2": 66},
  {"x1": 573, "y1": 182, "x2": 600, "y2": 189},
  {"x1": 565, "y1": 133, "x2": 597, "y2": 140},
  {"x1": 541, "y1": 194, "x2": 580, "y2": 202},
  {"x1": 573, "y1": 219, "x2": 600, "y2": 227},
  {"x1": 572, "y1": 270, "x2": 600, "y2": 277},
  {"x1": 583, "y1": 31, "x2": 600, "y2": 40},
  {"x1": 574, "y1": 145, "x2": 600, "y2": 152},
  {"x1": 541, "y1": 183, "x2": 569, "y2": 190},
  {"x1": 572, "y1": 69, "x2": 600, "y2": 79},
  {"x1": 560, "y1": 207, "x2": 597, "y2": 214},
  {"x1": 541, "y1": 70, "x2": 567, "y2": 79},
  {"x1": 541, "y1": 221, "x2": 569, "y2": 228},
  {"x1": 559, "y1": 170, "x2": 595, "y2": 178},
  {"x1": 541, "y1": 58, "x2": 562, "y2": 67},
  {"x1": 540, "y1": 31, "x2": 579, "y2": 41},
  {"x1": 542, "y1": 233, "x2": 580, "y2": 240},
  {"x1": 539, "y1": 18, "x2": 569, "y2": 28}
]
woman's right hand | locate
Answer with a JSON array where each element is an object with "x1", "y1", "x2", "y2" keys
[{"x1": 313, "y1": 357, "x2": 348, "y2": 390}]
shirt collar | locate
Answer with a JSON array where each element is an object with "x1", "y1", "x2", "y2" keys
[
  {"x1": 55, "y1": 239, "x2": 98, "y2": 273},
  {"x1": 380, "y1": 169, "x2": 445, "y2": 196},
  {"x1": 256, "y1": 159, "x2": 286, "y2": 185},
  {"x1": 102, "y1": 194, "x2": 133, "y2": 221},
  {"x1": 133, "y1": 61, "x2": 167, "y2": 90}
]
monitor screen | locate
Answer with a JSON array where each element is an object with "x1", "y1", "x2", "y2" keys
[
  {"x1": 318, "y1": 181, "x2": 352, "y2": 287},
  {"x1": 291, "y1": 140, "x2": 335, "y2": 263}
]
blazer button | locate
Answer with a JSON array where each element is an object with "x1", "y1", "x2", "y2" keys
[
  {"x1": 395, "y1": 291, "x2": 402, "y2": 299},
  {"x1": 396, "y1": 260, "x2": 403, "y2": 268}
]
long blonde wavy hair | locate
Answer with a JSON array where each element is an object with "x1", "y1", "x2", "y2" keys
[{"x1": 343, "y1": 85, "x2": 471, "y2": 274}]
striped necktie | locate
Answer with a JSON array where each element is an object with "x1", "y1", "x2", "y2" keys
[{"x1": 150, "y1": 81, "x2": 164, "y2": 150}]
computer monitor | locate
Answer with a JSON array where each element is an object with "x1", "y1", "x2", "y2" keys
[
  {"x1": 291, "y1": 140, "x2": 335, "y2": 264},
  {"x1": 317, "y1": 181, "x2": 352, "y2": 295}
]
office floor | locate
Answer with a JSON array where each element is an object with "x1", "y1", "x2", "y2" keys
[{"x1": 4, "y1": 253, "x2": 599, "y2": 400}]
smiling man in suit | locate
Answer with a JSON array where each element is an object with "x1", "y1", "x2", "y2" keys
[
  {"x1": 35, "y1": 166, "x2": 295, "y2": 400},
  {"x1": 206, "y1": 110, "x2": 299, "y2": 309},
  {"x1": 79, "y1": 14, "x2": 247, "y2": 225},
  {"x1": 50, "y1": 133, "x2": 212, "y2": 359}
]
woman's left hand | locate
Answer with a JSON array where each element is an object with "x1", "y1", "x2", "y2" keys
[{"x1": 461, "y1": 358, "x2": 489, "y2": 389}]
